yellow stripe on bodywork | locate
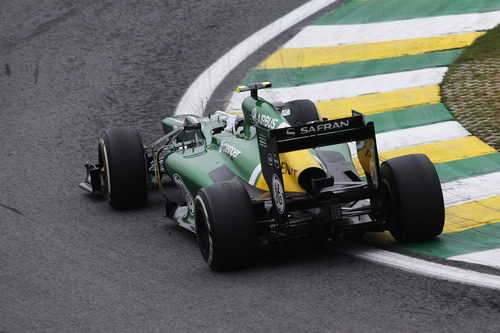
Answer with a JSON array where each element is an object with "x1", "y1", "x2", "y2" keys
[
  {"x1": 255, "y1": 168, "x2": 304, "y2": 193},
  {"x1": 317, "y1": 86, "x2": 441, "y2": 119},
  {"x1": 445, "y1": 196, "x2": 500, "y2": 233},
  {"x1": 258, "y1": 32, "x2": 485, "y2": 69},
  {"x1": 254, "y1": 149, "x2": 324, "y2": 193},
  {"x1": 353, "y1": 136, "x2": 496, "y2": 177}
]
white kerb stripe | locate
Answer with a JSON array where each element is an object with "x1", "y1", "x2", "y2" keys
[
  {"x1": 449, "y1": 249, "x2": 500, "y2": 269},
  {"x1": 226, "y1": 67, "x2": 448, "y2": 112},
  {"x1": 284, "y1": 11, "x2": 500, "y2": 48},
  {"x1": 174, "y1": 0, "x2": 342, "y2": 116},
  {"x1": 341, "y1": 242, "x2": 500, "y2": 290},
  {"x1": 348, "y1": 121, "x2": 470, "y2": 158},
  {"x1": 442, "y1": 171, "x2": 500, "y2": 207}
]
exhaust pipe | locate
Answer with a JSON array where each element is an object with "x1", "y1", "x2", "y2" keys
[{"x1": 280, "y1": 150, "x2": 327, "y2": 193}]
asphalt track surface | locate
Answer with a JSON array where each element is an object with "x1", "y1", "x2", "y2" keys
[{"x1": 1, "y1": 1, "x2": 499, "y2": 332}]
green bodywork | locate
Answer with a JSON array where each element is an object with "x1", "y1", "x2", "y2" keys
[{"x1": 160, "y1": 95, "x2": 354, "y2": 225}]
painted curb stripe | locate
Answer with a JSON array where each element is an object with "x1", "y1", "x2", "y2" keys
[
  {"x1": 286, "y1": 11, "x2": 500, "y2": 48},
  {"x1": 174, "y1": 0, "x2": 342, "y2": 116},
  {"x1": 227, "y1": 68, "x2": 448, "y2": 111},
  {"x1": 443, "y1": 172, "x2": 500, "y2": 207},
  {"x1": 353, "y1": 136, "x2": 496, "y2": 177},
  {"x1": 435, "y1": 153, "x2": 500, "y2": 183},
  {"x1": 366, "y1": 103, "x2": 454, "y2": 133},
  {"x1": 377, "y1": 136, "x2": 495, "y2": 164},
  {"x1": 339, "y1": 242, "x2": 500, "y2": 291},
  {"x1": 317, "y1": 86, "x2": 442, "y2": 119},
  {"x1": 350, "y1": 121, "x2": 469, "y2": 158},
  {"x1": 257, "y1": 32, "x2": 484, "y2": 70},
  {"x1": 376, "y1": 121, "x2": 469, "y2": 153},
  {"x1": 244, "y1": 50, "x2": 463, "y2": 88},
  {"x1": 315, "y1": 0, "x2": 500, "y2": 25},
  {"x1": 397, "y1": 223, "x2": 500, "y2": 259},
  {"x1": 449, "y1": 248, "x2": 500, "y2": 269},
  {"x1": 445, "y1": 196, "x2": 500, "y2": 233}
]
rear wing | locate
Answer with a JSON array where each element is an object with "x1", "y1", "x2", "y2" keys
[{"x1": 256, "y1": 111, "x2": 380, "y2": 226}]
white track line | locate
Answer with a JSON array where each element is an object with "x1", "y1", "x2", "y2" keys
[
  {"x1": 449, "y1": 249, "x2": 500, "y2": 269},
  {"x1": 284, "y1": 11, "x2": 500, "y2": 48},
  {"x1": 348, "y1": 121, "x2": 470, "y2": 158},
  {"x1": 341, "y1": 243, "x2": 500, "y2": 290},
  {"x1": 174, "y1": 0, "x2": 341, "y2": 116},
  {"x1": 226, "y1": 67, "x2": 448, "y2": 111},
  {"x1": 442, "y1": 171, "x2": 500, "y2": 207}
]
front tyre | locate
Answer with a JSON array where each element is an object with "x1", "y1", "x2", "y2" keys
[
  {"x1": 98, "y1": 127, "x2": 148, "y2": 209},
  {"x1": 195, "y1": 181, "x2": 256, "y2": 271},
  {"x1": 380, "y1": 154, "x2": 444, "y2": 242}
]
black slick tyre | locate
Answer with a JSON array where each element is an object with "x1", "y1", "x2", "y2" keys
[
  {"x1": 98, "y1": 127, "x2": 148, "y2": 209},
  {"x1": 195, "y1": 181, "x2": 256, "y2": 271},
  {"x1": 282, "y1": 99, "x2": 320, "y2": 125},
  {"x1": 380, "y1": 154, "x2": 444, "y2": 242}
]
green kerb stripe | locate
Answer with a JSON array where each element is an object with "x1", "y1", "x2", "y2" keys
[
  {"x1": 396, "y1": 222, "x2": 500, "y2": 258},
  {"x1": 435, "y1": 153, "x2": 500, "y2": 183},
  {"x1": 315, "y1": 0, "x2": 500, "y2": 25},
  {"x1": 244, "y1": 50, "x2": 463, "y2": 88},
  {"x1": 366, "y1": 103, "x2": 453, "y2": 133}
]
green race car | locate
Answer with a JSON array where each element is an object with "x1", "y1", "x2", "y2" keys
[{"x1": 80, "y1": 82, "x2": 444, "y2": 271}]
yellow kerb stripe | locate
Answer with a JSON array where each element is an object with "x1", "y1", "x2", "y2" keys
[
  {"x1": 444, "y1": 196, "x2": 500, "y2": 233},
  {"x1": 317, "y1": 86, "x2": 441, "y2": 119},
  {"x1": 258, "y1": 32, "x2": 485, "y2": 69},
  {"x1": 361, "y1": 195, "x2": 500, "y2": 243},
  {"x1": 353, "y1": 136, "x2": 496, "y2": 177}
]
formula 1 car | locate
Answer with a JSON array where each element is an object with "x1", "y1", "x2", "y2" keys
[{"x1": 80, "y1": 82, "x2": 445, "y2": 271}]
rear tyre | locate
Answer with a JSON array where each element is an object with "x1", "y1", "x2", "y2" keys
[
  {"x1": 98, "y1": 127, "x2": 148, "y2": 209},
  {"x1": 380, "y1": 154, "x2": 444, "y2": 242},
  {"x1": 195, "y1": 181, "x2": 256, "y2": 271},
  {"x1": 282, "y1": 99, "x2": 320, "y2": 125}
]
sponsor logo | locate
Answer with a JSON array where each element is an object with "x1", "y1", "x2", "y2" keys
[
  {"x1": 273, "y1": 154, "x2": 280, "y2": 170},
  {"x1": 285, "y1": 120, "x2": 350, "y2": 137},
  {"x1": 281, "y1": 161, "x2": 298, "y2": 176},
  {"x1": 219, "y1": 140, "x2": 241, "y2": 159},
  {"x1": 172, "y1": 174, "x2": 195, "y2": 213},
  {"x1": 252, "y1": 109, "x2": 279, "y2": 129},
  {"x1": 272, "y1": 174, "x2": 285, "y2": 214}
]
